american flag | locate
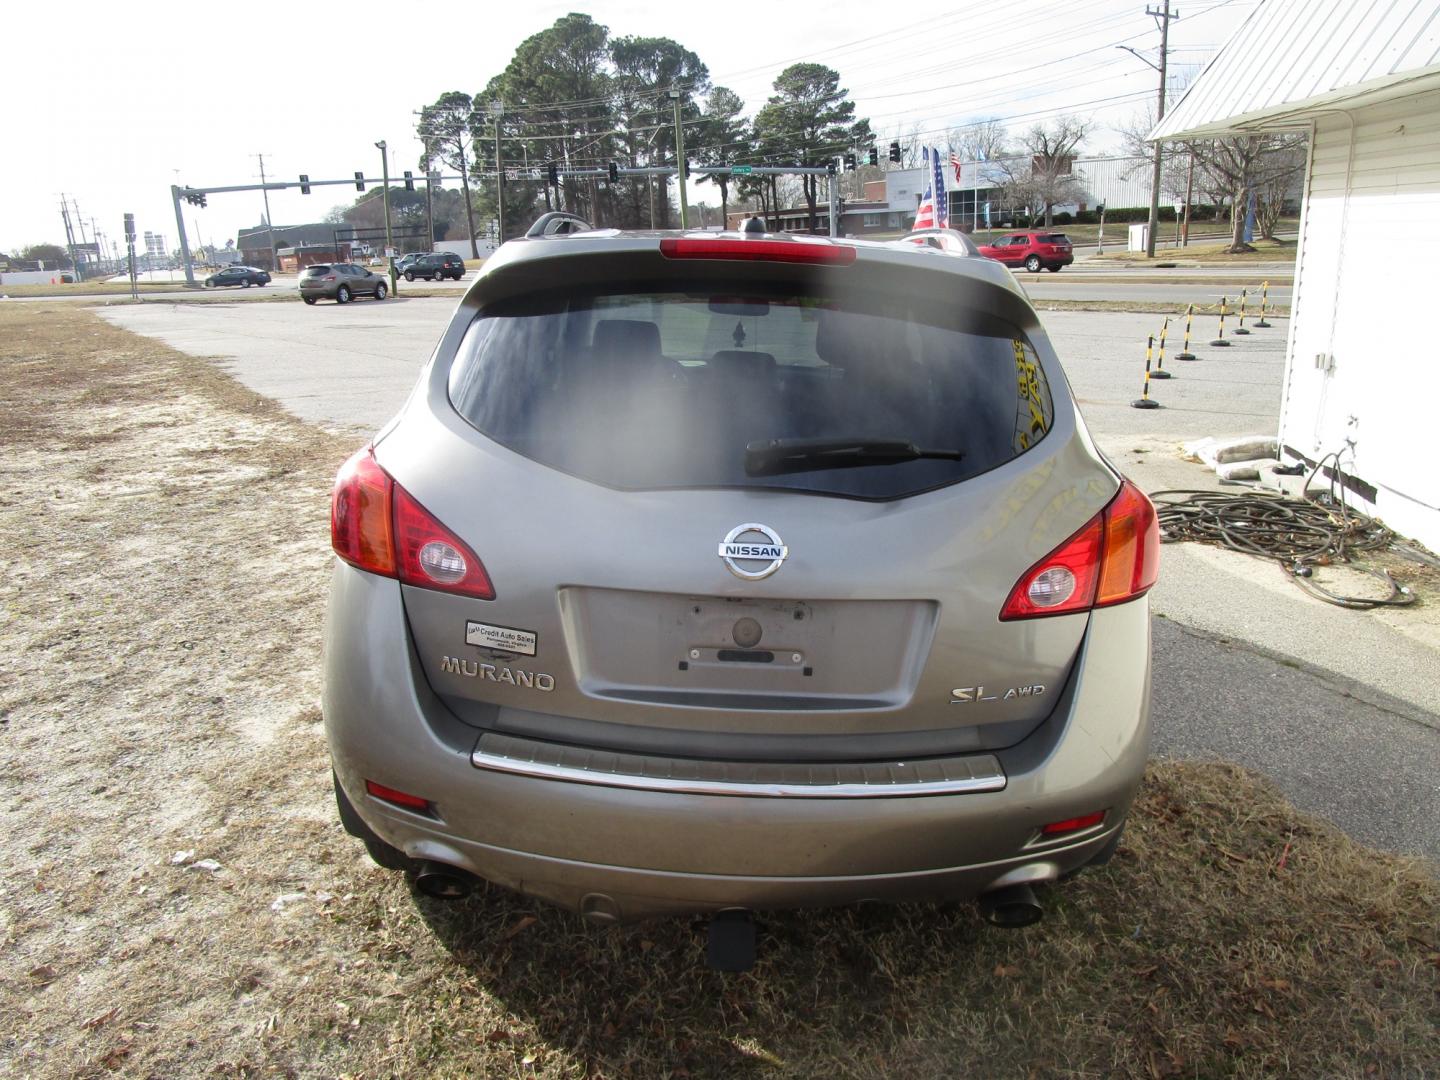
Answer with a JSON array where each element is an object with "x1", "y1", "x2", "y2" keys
[
  {"x1": 949, "y1": 151, "x2": 963, "y2": 184},
  {"x1": 912, "y1": 147, "x2": 949, "y2": 230}
]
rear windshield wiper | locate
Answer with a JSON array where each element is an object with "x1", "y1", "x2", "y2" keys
[{"x1": 744, "y1": 437, "x2": 964, "y2": 477}]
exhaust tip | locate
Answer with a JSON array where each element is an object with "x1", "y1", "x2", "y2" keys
[
  {"x1": 978, "y1": 883, "x2": 1043, "y2": 928},
  {"x1": 413, "y1": 860, "x2": 478, "y2": 900}
]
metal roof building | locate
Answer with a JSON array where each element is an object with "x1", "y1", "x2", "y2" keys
[
  {"x1": 1152, "y1": 0, "x2": 1440, "y2": 550},
  {"x1": 1152, "y1": 0, "x2": 1440, "y2": 140}
]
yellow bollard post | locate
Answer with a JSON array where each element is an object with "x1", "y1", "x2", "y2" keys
[
  {"x1": 1210, "y1": 296, "x2": 1232, "y2": 347},
  {"x1": 1131, "y1": 334, "x2": 1162, "y2": 409},
  {"x1": 1151, "y1": 315, "x2": 1173, "y2": 379},
  {"x1": 1176, "y1": 303, "x2": 1198, "y2": 360},
  {"x1": 1234, "y1": 287, "x2": 1251, "y2": 334},
  {"x1": 1255, "y1": 280, "x2": 1273, "y2": 328}
]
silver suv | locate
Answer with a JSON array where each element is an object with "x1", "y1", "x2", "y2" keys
[
  {"x1": 299, "y1": 263, "x2": 388, "y2": 304},
  {"x1": 324, "y1": 222, "x2": 1157, "y2": 958}
]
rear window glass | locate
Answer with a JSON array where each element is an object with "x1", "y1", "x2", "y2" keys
[
  {"x1": 1039, "y1": 234, "x2": 1069, "y2": 244},
  {"x1": 447, "y1": 286, "x2": 1054, "y2": 499},
  {"x1": 302, "y1": 265, "x2": 330, "y2": 275}
]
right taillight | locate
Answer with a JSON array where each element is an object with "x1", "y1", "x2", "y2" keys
[{"x1": 1000, "y1": 480, "x2": 1159, "y2": 620}]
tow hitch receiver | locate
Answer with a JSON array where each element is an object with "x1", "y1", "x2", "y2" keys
[{"x1": 706, "y1": 910, "x2": 757, "y2": 972}]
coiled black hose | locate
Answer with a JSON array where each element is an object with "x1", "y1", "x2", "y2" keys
[{"x1": 1150, "y1": 489, "x2": 1416, "y2": 609}]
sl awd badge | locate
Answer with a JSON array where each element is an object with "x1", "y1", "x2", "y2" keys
[
  {"x1": 951, "y1": 684, "x2": 1047, "y2": 704},
  {"x1": 718, "y1": 523, "x2": 788, "y2": 580}
]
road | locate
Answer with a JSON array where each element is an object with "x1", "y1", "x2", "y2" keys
[{"x1": 98, "y1": 298, "x2": 1439, "y2": 862}]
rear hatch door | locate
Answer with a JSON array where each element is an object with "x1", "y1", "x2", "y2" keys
[{"x1": 383, "y1": 242, "x2": 1116, "y2": 759}]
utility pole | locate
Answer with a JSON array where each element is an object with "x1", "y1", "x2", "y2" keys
[
  {"x1": 1144, "y1": 2, "x2": 1177, "y2": 258},
  {"x1": 670, "y1": 87, "x2": 690, "y2": 229},
  {"x1": 489, "y1": 100, "x2": 505, "y2": 244},
  {"x1": 376, "y1": 140, "x2": 396, "y2": 291},
  {"x1": 424, "y1": 169, "x2": 437, "y2": 251},
  {"x1": 255, "y1": 154, "x2": 277, "y2": 271},
  {"x1": 58, "y1": 196, "x2": 80, "y2": 280}
]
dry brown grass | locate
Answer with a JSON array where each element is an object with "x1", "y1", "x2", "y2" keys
[{"x1": 0, "y1": 306, "x2": 1434, "y2": 1079}]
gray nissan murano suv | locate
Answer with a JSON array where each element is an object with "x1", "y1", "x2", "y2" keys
[{"x1": 324, "y1": 215, "x2": 1158, "y2": 963}]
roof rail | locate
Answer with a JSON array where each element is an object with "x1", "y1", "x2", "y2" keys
[
  {"x1": 526, "y1": 212, "x2": 594, "y2": 238},
  {"x1": 893, "y1": 228, "x2": 981, "y2": 256}
]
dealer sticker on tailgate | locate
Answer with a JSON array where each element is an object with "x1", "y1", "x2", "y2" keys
[{"x1": 465, "y1": 621, "x2": 537, "y2": 656}]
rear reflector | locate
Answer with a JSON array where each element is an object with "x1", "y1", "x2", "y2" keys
[
  {"x1": 1000, "y1": 479, "x2": 1160, "y2": 620},
  {"x1": 331, "y1": 445, "x2": 495, "y2": 600},
  {"x1": 365, "y1": 779, "x2": 432, "y2": 814},
  {"x1": 1041, "y1": 810, "x2": 1106, "y2": 836},
  {"x1": 659, "y1": 237, "x2": 856, "y2": 265}
]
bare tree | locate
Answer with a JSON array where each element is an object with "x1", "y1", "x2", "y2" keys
[
  {"x1": 999, "y1": 116, "x2": 1091, "y2": 226},
  {"x1": 1252, "y1": 136, "x2": 1307, "y2": 239},
  {"x1": 1117, "y1": 108, "x2": 1190, "y2": 202},
  {"x1": 1180, "y1": 134, "x2": 1307, "y2": 251},
  {"x1": 947, "y1": 118, "x2": 1009, "y2": 163}
]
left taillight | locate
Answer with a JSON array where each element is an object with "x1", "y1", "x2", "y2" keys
[
  {"x1": 330, "y1": 446, "x2": 495, "y2": 600},
  {"x1": 1000, "y1": 479, "x2": 1159, "y2": 620},
  {"x1": 331, "y1": 447, "x2": 395, "y2": 577}
]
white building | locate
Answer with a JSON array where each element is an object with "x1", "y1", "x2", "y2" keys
[
  {"x1": 886, "y1": 154, "x2": 1158, "y2": 228},
  {"x1": 1152, "y1": 0, "x2": 1440, "y2": 549}
]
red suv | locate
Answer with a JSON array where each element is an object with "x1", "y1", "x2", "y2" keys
[{"x1": 977, "y1": 231, "x2": 1074, "y2": 273}]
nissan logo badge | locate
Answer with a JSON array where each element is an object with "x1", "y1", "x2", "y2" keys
[{"x1": 718, "y1": 523, "x2": 788, "y2": 580}]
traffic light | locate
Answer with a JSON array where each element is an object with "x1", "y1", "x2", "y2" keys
[
  {"x1": 354, "y1": 172, "x2": 365, "y2": 192},
  {"x1": 868, "y1": 147, "x2": 878, "y2": 167},
  {"x1": 844, "y1": 153, "x2": 857, "y2": 171},
  {"x1": 826, "y1": 160, "x2": 837, "y2": 176},
  {"x1": 607, "y1": 161, "x2": 619, "y2": 182},
  {"x1": 198, "y1": 192, "x2": 206, "y2": 208},
  {"x1": 183, "y1": 190, "x2": 207, "y2": 208},
  {"x1": 888, "y1": 141, "x2": 901, "y2": 163},
  {"x1": 299, "y1": 174, "x2": 311, "y2": 195},
  {"x1": 403, "y1": 171, "x2": 414, "y2": 191},
  {"x1": 547, "y1": 162, "x2": 559, "y2": 185}
]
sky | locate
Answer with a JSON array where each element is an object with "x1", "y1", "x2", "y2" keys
[{"x1": 2, "y1": 0, "x2": 1258, "y2": 258}]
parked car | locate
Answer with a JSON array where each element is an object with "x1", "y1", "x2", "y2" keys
[
  {"x1": 402, "y1": 252, "x2": 465, "y2": 281},
  {"x1": 298, "y1": 263, "x2": 388, "y2": 304},
  {"x1": 324, "y1": 222, "x2": 1157, "y2": 962},
  {"x1": 204, "y1": 265, "x2": 271, "y2": 288},
  {"x1": 977, "y1": 231, "x2": 1075, "y2": 272},
  {"x1": 395, "y1": 253, "x2": 426, "y2": 276}
]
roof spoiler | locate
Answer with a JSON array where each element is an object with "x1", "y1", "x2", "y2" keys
[{"x1": 526, "y1": 212, "x2": 594, "y2": 238}]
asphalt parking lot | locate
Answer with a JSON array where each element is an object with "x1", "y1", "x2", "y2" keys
[{"x1": 99, "y1": 297, "x2": 1440, "y2": 861}]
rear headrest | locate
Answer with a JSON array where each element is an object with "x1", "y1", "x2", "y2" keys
[
  {"x1": 593, "y1": 319, "x2": 662, "y2": 358},
  {"x1": 815, "y1": 309, "x2": 881, "y2": 369},
  {"x1": 710, "y1": 350, "x2": 776, "y2": 378}
]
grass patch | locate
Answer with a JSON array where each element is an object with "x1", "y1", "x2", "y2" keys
[
  {"x1": 1090, "y1": 238, "x2": 1298, "y2": 265},
  {"x1": 0, "y1": 281, "x2": 196, "y2": 297},
  {"x1": 0, "y1": 305, "x2": 1431, "y2": 1078}
]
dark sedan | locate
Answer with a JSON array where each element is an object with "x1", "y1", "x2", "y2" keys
[{"x1": 204, "y1": 266, "x2": 271, "y2": 288}]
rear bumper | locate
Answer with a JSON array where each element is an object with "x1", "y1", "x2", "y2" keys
[{"x1": 324, "y1": 566, "x2": 1151, "y2": 919}]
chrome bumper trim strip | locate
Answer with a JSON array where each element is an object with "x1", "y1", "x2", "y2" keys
[{"x1": 471, "y1": 733, "x2": 1006, "y2": 798}]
